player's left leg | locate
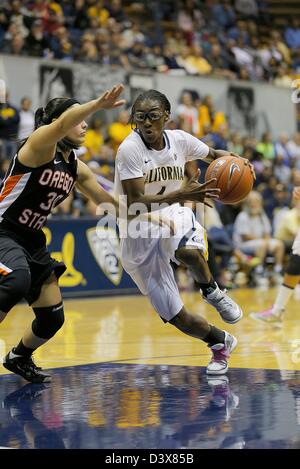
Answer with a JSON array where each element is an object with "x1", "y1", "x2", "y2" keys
[
  {"x1": 3, "y1": 273, "x2": 63, "y2": 383},
  {"x1": 175, "y1": 247, "x2": 243, "y2": 324},
  {"x1": 250, "y1": 252, "x2": 300, "y2": 326}
]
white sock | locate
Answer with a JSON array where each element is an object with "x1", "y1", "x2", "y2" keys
[{"x1": 273, "y1": 285, "x2": 294, "y2": 315}]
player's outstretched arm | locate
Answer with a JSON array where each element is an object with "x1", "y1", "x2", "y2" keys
[
  {"x1": 76, "y1": 160, "x2": 175, "y2": 232},
  {"x1": 76, "y1": 159, "x2": 120, "y2": 214},
  {"x1": 122, "y1": 174, "x2": 220, "y2": 211},
  {"x1": 20, "y1": 85, "x2": 125, "y2": 166}
]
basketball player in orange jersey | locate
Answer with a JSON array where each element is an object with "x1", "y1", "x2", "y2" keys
[
  {"x1": 0, "y1": 85, "x2": 131, "y2": 383},
  {"x1": 251, "y1": 186, "x2": 300, "y2": 327},
  {"x1": 115, "y1": 89, "x2": 255, "y2": 375}
]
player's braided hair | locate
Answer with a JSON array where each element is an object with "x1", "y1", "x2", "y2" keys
[{"x1": 129, "y1": 90, "x2": 171, "y2": 128}]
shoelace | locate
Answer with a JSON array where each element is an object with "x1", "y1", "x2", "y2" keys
[
  {"x1": 21, "y1": 357, "x2": 42, "y2": 372},
  {"x1": 211, "y1": 348, "x2": 229, "y2": 364}
]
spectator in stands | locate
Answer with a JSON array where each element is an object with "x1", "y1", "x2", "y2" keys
[
  {"x1": 287, "y1": 133, "x2": 300, "y2": 167},
  {"x1": 210, "y1": 0, "x2": 236, "y2": 30},
  {"x1": 165, "y1": 30, "x2": 187, "y2": 56},
  {"x1": 233, "y1": 191, "x2": 285, "y2": 277},
  {"x1": 48, "y1": 26, "x2": 73, "y2": 60},
  {"x1": 177, "y1": 0, "x2": 203, "y2": 46},
  {"x1": 2, "y1": 32, "x2": 27, "y2": 55},
  {"x1": 145, "y1": 45, "x2": 167, "y2": 72},
  {"x1": 163, "y1": 45, "x2": 182, "y2": 71},
  {"x1": 121, "y1": 22, "x2": 145, "y2": 49},
  {"x1": 204, "y1": 201, "x2": 259, "y2": 288},
  {"x1": 0, "y1": 158, "x2": 10, "y2": 182},
  {"x1": 273, "y1": 154, "x2": 291, "y2": 186},
  {"x1": 72, "y1": 0, "x2": 90, "y2": 31},
  {"x1": 26, "y1": 19, "x2": 50, "y2": 57},
  {"x1": 198, "y1": 95, "x2": 227, "y2": 138},
  {"x1": 234, "y1": 0, "x2": 258, "y2": 18},
  {"x1": 18, "y1": 96, "x2": 34, "y2": 141},
  {"x1": 126, "y1": 40, "x2": 148, "y2": 69},
  {"x1": 185, "y1": 45, "x2": 212, "y2": 76},
  {"x1": 275, "y1": 132, "x2": 292, "y2": 165},
  {"x1": 209, "y1": 43, "x2": 236, "y2": 80},
  {"x1": 108, "y1": 109, "x2": 132, "y2": 152},
  {"x1": 0, "y1": 91, "x2": 20, "y2": 159},
  {"x1": 87, "y1": 144, "x2": 115, "y2": 180},
  {"x1": 75, "y1": 33, "x2": 98, "y2": 63},
  {"x1": 82, "y1": 116, "x2": 104, "y2": 161},
  {"x1": 275, "y1": 199, "x2": 300, "y2": 252},
  {"x1": 87, "y1": 0, "x2": 109, "y2": 28},
  {"x1": 106, "y1": 0, "x2": 126, "y2": 24},
  {"x1": 256, "y1": 131, "x2": 275, "y2": 160},
  {"x1": 176, "y1": 91, "x2": 199, "y2": 136},
  {"x1": 210, "y1": 124, "x2": 229, "y2": 151},
  {"x1": 270, "y1": 30, "x2": 291, "y2": 65},
  {"x1": 228, "y1": 131, "x2": 243, "y2": 155},
  {"x1": 284, "y1": 18, "x2": 300, "y2": 50},
  {"x1": 273, "y1": 65, "x2": 293, "y2": 88}
]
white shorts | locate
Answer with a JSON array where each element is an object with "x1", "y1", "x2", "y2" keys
[
  {"x1": 292, "y1": 228, "x2": 300, "y2": 255},
  {"x1": 120, "y1": 205, "x2": 208, "y2": 321}
]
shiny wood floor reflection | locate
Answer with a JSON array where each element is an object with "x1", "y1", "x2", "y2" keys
[
  {"x1": 1, "y1": 287, "x2": 300, "y2": 449},
  {"x1": 1, "y1": 287, "x2": 300, "y2": 373}
]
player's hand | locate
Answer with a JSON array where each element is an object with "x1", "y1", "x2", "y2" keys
[
  {"x1": 293, "y1": 186, "x2": 300, "y2": 201},
  {"x1": 229, "y1": 152, "x2": 256, "y2": 181},
  {"x1": 181, "y1": 173, "x2": 220, "y2": 206},
  {"x1": 96, "y1": 84, "x2": 126, "y2": 110}
]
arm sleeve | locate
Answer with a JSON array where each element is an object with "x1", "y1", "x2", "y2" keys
[
  {"x1": 175, "y1": 130, "x2": 209, "y2": 162},
  {"x1": 116, "y1": 142, "x2": 144, "y2": 181}
]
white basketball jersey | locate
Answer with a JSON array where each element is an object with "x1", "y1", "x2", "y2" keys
[{"x1": 114, "y1": 129, "x2": 209, "y2": 201}]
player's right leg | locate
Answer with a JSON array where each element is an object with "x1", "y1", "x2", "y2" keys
[
  {"x1": 175, "y1": 246, "x2": 243, "y2": 324},
  {"x1": 169, "y1": 307, "x2": 237, "y2": 375},
  {"x1": 125, "y1": 258, "x2": 237, "y2": 375}
]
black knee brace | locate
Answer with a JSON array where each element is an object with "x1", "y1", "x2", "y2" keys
[
  {"x1": 0, "y1": 269, "x2": 31, "y2": 313},
  {"x1": 285, "y1": 254, "x2": 300, "y2": 276},
  {"x1": 32, "y1": 302, "x2": 65, "y2": 339}
]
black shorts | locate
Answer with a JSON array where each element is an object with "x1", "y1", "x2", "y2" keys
[{"x1": 0, "y1": 221, "x2": 66, "y2": 305}]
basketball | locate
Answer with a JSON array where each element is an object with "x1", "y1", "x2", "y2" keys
[{"x1": 205, "y1": 156, "x2": 254, "y2": 204}]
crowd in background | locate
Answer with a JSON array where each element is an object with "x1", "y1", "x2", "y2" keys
[
  {"x1": 1, "y1": 0, "x2": 300, "y2": 289},
  {"x1": 1, "y1": 88, "x2": 300, "y2": 289},
  {"x1": 0, "y1": 0, "x2": 299, "y2": 86}
]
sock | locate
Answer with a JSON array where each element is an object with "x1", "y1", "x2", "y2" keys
[
  {"x1": 273, "y1": 284, "x2": 294, "y2": 315},
  {"x1": 199, "y1": 278, "x2": 217, "y2": 297},
  {"x1": 275, "y1": 264, "x2": 282, "y2": 273},
  {"x1": 203, "y1": 325, "x2": 225, "y2": 346},
  {"x1": 13, "y1": 340, "x2": 35, "y2": 358}
]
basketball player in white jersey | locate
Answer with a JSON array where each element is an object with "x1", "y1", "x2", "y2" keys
[
  {"x1": 115, "y1": 90, "x2": 251, "y2": 375},
  {"x1": 251, "y1": 186, "x2": 300, "y2": 326}
]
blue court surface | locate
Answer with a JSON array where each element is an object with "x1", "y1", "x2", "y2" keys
[{"x1": 1, "y1": 363, "x2": 300, "y2": 449}]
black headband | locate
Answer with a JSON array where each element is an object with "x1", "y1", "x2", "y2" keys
[{"x1": 43, "y1": 98, "x2": 80, "y2": 124}]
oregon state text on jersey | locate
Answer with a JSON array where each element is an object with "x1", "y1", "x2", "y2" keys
[{"x1": 0, "y1": 150, "x2": 77, "y2": 231}]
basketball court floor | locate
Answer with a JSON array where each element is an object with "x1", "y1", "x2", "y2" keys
[{"x1": 0, "y1": 287, "x2": 300, "y2": 449}]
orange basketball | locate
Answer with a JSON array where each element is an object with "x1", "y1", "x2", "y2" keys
[{"x1": 205, "y1": 156, "x2": 254, "y2": 204}]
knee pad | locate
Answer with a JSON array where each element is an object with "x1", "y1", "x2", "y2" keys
[
  {"x1": 32, "y1": 302, "x2": 65, "y2": 339},
  {"x1": 285, "y1": 254, "x2": 300, "y2": 276},
  {"x1": 0, "y1": 269, "x2": 31, "y2": 313}
]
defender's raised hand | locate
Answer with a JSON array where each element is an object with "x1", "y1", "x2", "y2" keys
[{"x1": 96, "y1": 84, "x2": 126, "y2": 110}]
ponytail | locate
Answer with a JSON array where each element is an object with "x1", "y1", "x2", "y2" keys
[{"x1": 34, "y1": 107, "x2": 45, "y2": 129}]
